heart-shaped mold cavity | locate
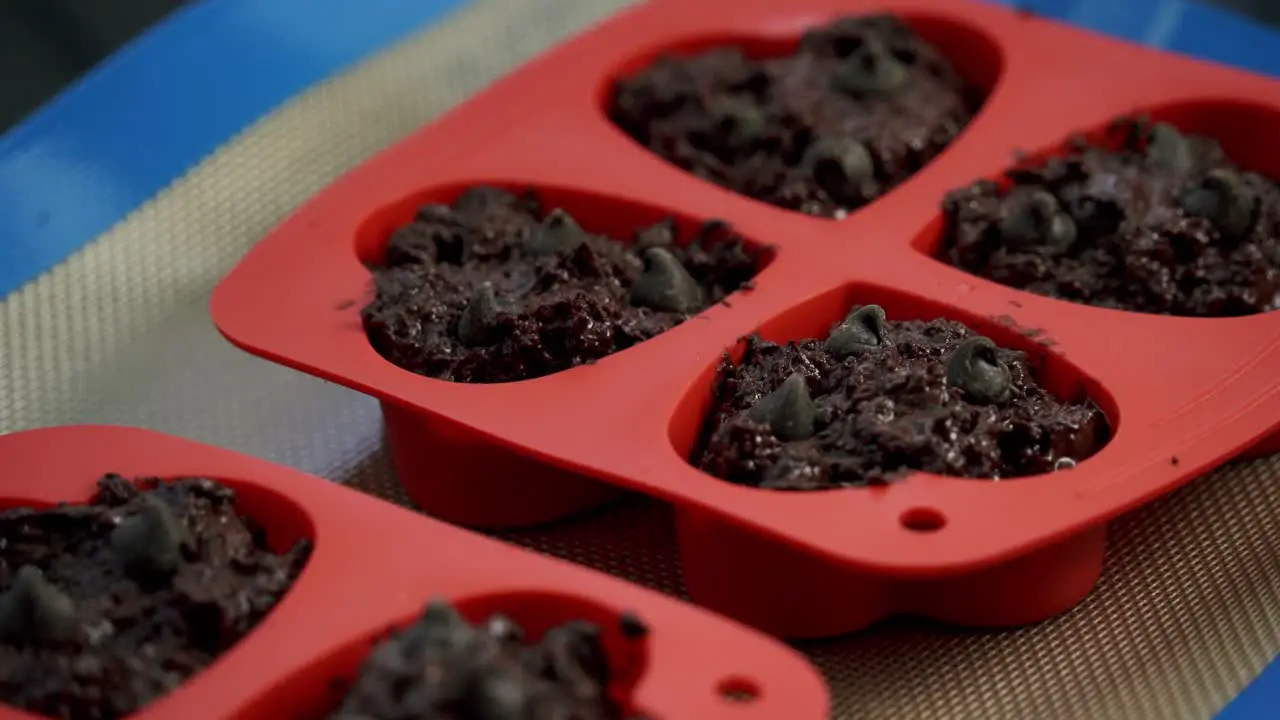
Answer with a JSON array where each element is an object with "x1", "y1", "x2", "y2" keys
[
  {"x1": 237, "y1": 591, "x2": 654, "y2": 720},
  {"x1": 0, "y1": 474, "x2": 313, "y2": 720},
  {"x1": 924, "y1": 99, "x2": 1280, "y2": 317},
  {"x1": 355, "y1": 183, "x2": 772, "y2": 384},
  {"x1": 673, "y1": 283, "x2": 1116, "y2": 489},
  {"x1": 603, "y1": 12, "x2": 1003, "y2": 219}
]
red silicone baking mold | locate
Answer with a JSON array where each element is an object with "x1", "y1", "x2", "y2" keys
[
  {"x1": 0, "y1": 426, "x2": 827, "y2": 719},
  {"x1": 211, "y1": 0, "x2": 1280, "y2": 639}
]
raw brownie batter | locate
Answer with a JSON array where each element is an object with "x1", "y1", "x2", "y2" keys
[
  {"x1": 0, "y1": 474, "x2": 311, "y2": 720},
  {"x1": 362, "y1": 186, "x2": 759, "y2": 383},
  {"x1": 610, "y1": 14, "x2": 981, "y2": 218},
  {"x1": 696, "y1": 305, "x2": 1109, "y2": 489},
  {"x1": 330, "y1": 599, "x2": 649, "y2": 720},
  {"x1": 942, "y1": 117, "x2": 1280, "y2": 316}
]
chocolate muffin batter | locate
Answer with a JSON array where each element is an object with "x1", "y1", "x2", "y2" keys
[
  {"x1": 362, "y1": 186, "x2": 759, "y2": 383},
  {"x1": 0, "y1": 474, "x2": 311, "y2": 720},
  {"x1": 331, "y1": 598, "x2": 647, "y2": 720},
  {"x1": 610, "y1": 14, "x2": 982, "y2": 218},
  {"x1": 696, "y1": 305, "x2": 1108, "y2": 489},
  {"x1": 941, "y1": 117, "x2": 1280, "y2": 316}
]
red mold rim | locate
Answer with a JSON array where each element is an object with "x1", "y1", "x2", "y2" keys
[
  {"x1": 0, "y1": 426, "x2": 828, "y2": 720},
  {"x1": 212, "y1": 0, "x2": 1280, "y2": 637}
]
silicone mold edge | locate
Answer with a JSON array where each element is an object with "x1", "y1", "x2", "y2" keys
[
  {"x1": 665, "y1": 281, "x2": 1113, "y2": 637},
  {"x1": 0, "y1": 425, "x2": 833, "y2": 720}
]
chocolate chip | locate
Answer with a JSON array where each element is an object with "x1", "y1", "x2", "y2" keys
[
  {"x1": 634, "y1": 219, "x2": 676, "y2": 251},
  {"x1": 617, "y1": 612, "x2": 649, "y2": 639},
  {"x1": 1072, "y1": 174, "x2": 1125, "y2": 236},
  {"x1": 484, "y1": 613, "x2": 524, "y2": 644},
  {"x1": 401, "y1": 597, "x2": 471, "y2": 655},
  {"x1": 998, "y1": 190, "x2": 1077, "y2": 251},
  {"x1": 825, "y1": 304, "x2": 888, "y2": 355},
  {"x1": 1179, "y1": 169, "x2": 1257, "y2": 238},
  {"x1": 709, "y1": 96, "x2": 767, "y2": 146},
  {"x1": 463, "y1": 673, "x2": 527, "y2": 720},
  {"x1": 802, "y1": 138, "x2": 875, "y2": 201},
  {"x1": 947, "y1": 336, "x2": 1012, "y2": 405},
  {"x1": 748, "y1": 373, "x2": 817, "y2": 441},
  {"x1": 456, "y1": 283, "x2": 502, "y2": 347},
  {"x1": 543, "y1": 621, "x2": 609, "y2": 687},
  {"x1": 831, "y1": 40, "x2": 909, "y2": 95},
  {"x1": 629, "y1": 247, "x2": 705, "y2": 314},
  {"x1": 0, "y1": 565, "x2": 78, "y2": 645},
  {"x1": 110, "y1": 494, "x2": 188, "y2": 582},
  {"x1": 527, "y1": 208, "x2": 588, "y2": 256},
  {"x1": 1145, "y1": 122, "x2": 1193, "y2": 173}
]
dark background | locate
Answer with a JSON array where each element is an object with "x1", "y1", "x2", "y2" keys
[{"x1": 0, "y1": 0, "x2": 1277, "y2": 135}]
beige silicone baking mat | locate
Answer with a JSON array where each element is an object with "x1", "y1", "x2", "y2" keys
[{"x1": 0, "y1": 0, "x2": 1276, "y2": 717}]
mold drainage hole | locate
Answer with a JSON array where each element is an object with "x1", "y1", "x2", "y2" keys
[
  {"x1": 901, "y1": 507, "x2": 946, "y2": 532},
  {"x1": 717, "y1": 676, "x2": 761, "y2": 704}
]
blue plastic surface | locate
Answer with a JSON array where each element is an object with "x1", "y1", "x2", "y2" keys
[
  {"x1": 0, "y1": 0, "x2": 1275, "y2": 712},
  {"x1": 1218, "y1": 657, "x2": 1280, "y2": 719},
  {"x1": 0, "y1": 0, "x2": 471, "y2": 297}
]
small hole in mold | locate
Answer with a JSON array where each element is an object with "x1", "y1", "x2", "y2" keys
[
  {"x1": 0, "y1": 474, "x2": 313, "y2": 720},
  {"x1": 717, "y1": 676, "x2": 761, "y2": 704},
  {"x1": 242, "y1": 591, "x2": 651, "y2": 720},
  {"x1": 928, "y1": 99, "x2": 1280, "y2": 317},
  {"x1": 901, "y1": 507, "x2": 946, "y2": 532},
  {"x1": 354, "y1": 183, "x2": 771, "y2": 384},
  {"x1": 603, "y1": 13, "x2": 1004, "y2": 219},
  {"x1": 673, "y1": 283, "x2": 1116, "y2": 490}
]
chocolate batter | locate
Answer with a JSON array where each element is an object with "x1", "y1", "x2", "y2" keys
[
  {"x1": 696, "y1": 306, "x2": 1109, "y2": 488},
  {"x1": 331, "y1": 599, "x2": 647, "y2": 720},
  {"x1": 362, "y1": 186, "x2": 759, "y2": 383},
  {"x1": 610, "y1": 14, "x2": 981, "y2": 218},
  {"x1": 0, "y1": 474, "x2": 311, "y2": 719},
  {"x1": 941, "y1": 117, "x2": 1280, "y2": 316}
]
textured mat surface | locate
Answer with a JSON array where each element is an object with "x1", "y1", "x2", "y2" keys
[{"x1": 0, "y1": 1, "x2": 1276, "y2": 718}]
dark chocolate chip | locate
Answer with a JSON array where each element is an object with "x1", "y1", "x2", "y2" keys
[
  {"x1": 1145, "y1": 122, "x2": 1193, "y2": 173},
  {"x1": 0, "y1": 565, "x2": 78, "y2": 645},
  {"x1": 634, "y1": 219, "x2": 676, "y2": 251},
  {"x1": 484, "y1": 613, "x2": 524, "y2": 644},
  {"x1": 463, "y1": 673, "x2": 527, "y2": 720},
  {"x1": 110, "y1": 494, "x2": 187, "y2": 581},
  {"x1": 748, "y1": 373, "x2": 817, "y2": 441},
  {"x1": 543, "y1": 621, "x2": 609, "y2": 686},
  {"x1": 527, "y1": 208, "x2": 588, "y2": 256},
  {"x1": 998, "y1": 190, "x2": 1077, "y2": 251},
  {"x1": 1073, "y1": 174, "x2": 1126, "y2": 236},
  {"x1": 709, "y1": 96, "x2": 767, "y2": 146},
  {"x1": 831, "y1": 41, "x2": 909, "y2": 95},
  {"x1": 401, "y1": 597, "x2": 473, "y2": 657},
  {"x1": 825, "y1": 304, "x2": 888, "y2": 356},
  {"x1": 802, "y1": 138, "x2": 875, "y2": 200},
  {"x1": 946, "y1": 336, "x2": 1012, "y2": 405},
  {"x1": 617, "y1": 612, "x2": 649, "y2": 639},
  {"x1": 629, "y1": 247, "x2": 705, "y2": 314},
  {"x1": 1179, "y1": 169, "x2": 1258, "y2": 238},
  {"x1": 456, "y1": 283, "x2": 501, "y2": 347}
]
